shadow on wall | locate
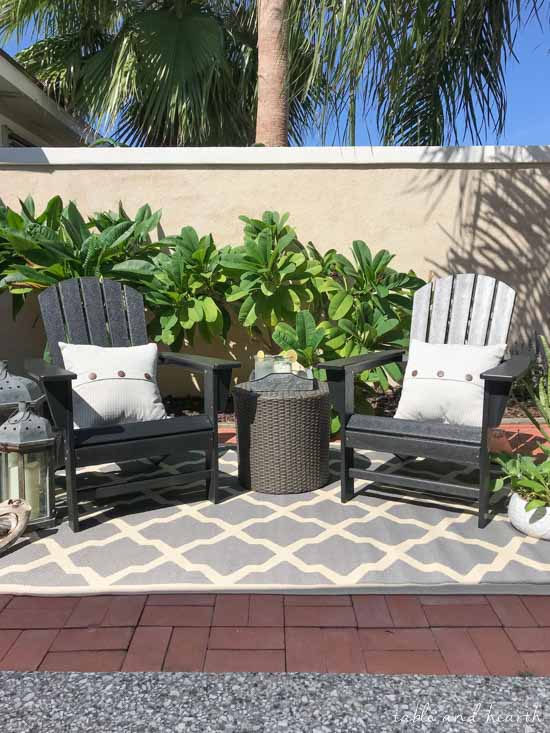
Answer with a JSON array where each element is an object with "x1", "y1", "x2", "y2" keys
[
  {"x1": 412, "y1": 148, "x2": 550, "y2": 347},
  {"x1": 0, "y1": 291, "x2": 45, "y2": 373}
]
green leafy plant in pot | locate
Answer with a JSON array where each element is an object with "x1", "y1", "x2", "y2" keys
[{"x1": 493, "y1": 447, "x2": 550, "y2": 540}]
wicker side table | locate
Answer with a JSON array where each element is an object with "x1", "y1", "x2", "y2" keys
[{"x1": 233, "y1": 381, "x2": 330, "y2": 494}]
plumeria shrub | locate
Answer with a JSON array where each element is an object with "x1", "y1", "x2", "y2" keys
[{"x1": 0, "y1": 203, "x2": 425, "y2": 404}]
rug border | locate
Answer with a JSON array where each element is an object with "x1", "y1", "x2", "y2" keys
[{"x1": 2, "y1": 582, "x2": 550, "y2": 596}]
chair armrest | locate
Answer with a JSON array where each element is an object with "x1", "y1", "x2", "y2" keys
[
  {"x1": 316, "y1": 349, "x2": 405, "y2": 375},
  {"x1": 158, "y1": 352, "x2": 241, "y2": 372},
  {"x1": 481, "y1": 354, "x2": 532, "y2": 383},
  {"x1": 25, "y1": 359, "x2": 75, "y2": 433},
  {"x1": 25, "y1": 359, "x2": 76, "y2": 382}
]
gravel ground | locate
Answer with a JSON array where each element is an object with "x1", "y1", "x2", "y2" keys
[{"x1": 0, "y1": 672, "x2": 547, "y2": 733}]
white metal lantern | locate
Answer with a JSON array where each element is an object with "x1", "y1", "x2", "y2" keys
[{"x1": 0, "y1": 402, "x2": 56, "y2": 529}]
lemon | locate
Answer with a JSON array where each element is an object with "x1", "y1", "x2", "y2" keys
[
  {"x1": 284, "y1": 349, "x2": 298, "y2": 362},
  {"x1": 256, "y1": 350, "x2": 265, "y2": 359}
]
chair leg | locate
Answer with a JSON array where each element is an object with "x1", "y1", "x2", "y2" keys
[
  {"x1": 64, "y1": 441, "x2": 80, "y2": 533},
  {"x1": 478, "y1": 448, "x2": 491, "y2": 529},
  {"x1": 205, "y1": 435, "x2": 219, "y2": 504},
  {"x1": 340, "y1": 444, "x2": 355, "y2": 503}
]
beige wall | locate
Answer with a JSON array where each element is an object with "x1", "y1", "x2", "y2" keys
[{"x1": 1, "y1": 147, "x2": 548, "y2": 392}]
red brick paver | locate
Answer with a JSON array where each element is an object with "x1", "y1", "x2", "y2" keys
[
  {"x1": 387, "y1": 596, "x2": 429, "y2": 627},
  {"x1": 140, "y1": 605, "x2": 213, "y2": 627},
  {"x1": 285, "y1": 627, "x2": 325, "y2": 672},
  {"x1": 212, "y1": 595, "x2": 250, "y2": 626},
  {"x1": 432, "y1": 628, "x2": 489, "y2": 675},
  {"x1": 364, "y1": 650, "x2": 448, "y2": 674},
  {"x1": 323, "y1": 629, "x2": 366, "y2": 673},
  {"x1": 0, "y1": 593, "x2": 548, "y2": 674},
  {"x1": 50, "y1": 627, "x2": 134, "y2": 652},
  {"x1": 0, "y1": 630, "x2": 59, "y2": 671},
  {"x1": 249, "y1": 595, "x2": 284, "y2": 627},
  {"x1": 521, "y1": 596, "x2": 550, "y2": 626},
  {"x1": 359, "y1": 628, "x2": 437, "y2": 651},
  {"x1": 101, "y1": 595, "x2": 147, "y2": 627},
  {"x1": 40, "y1": 650, "x2": 125, "y2": 672},
  {"x1": 0, "y1": 630, "x2": 20, "y2": 660},
  {"x1": 487, "y1": 596, "x2": 537, "y2": 627},
  {"x1": 123, "y1": 627, "x2": 172, "y2": 672},
  {"x1": 65, "y1": 596, "x2": 112, "y2": 628},
  {"x1": 521, "y1": 653, "x2": 550, "y2": 675},
  {"x1": 204, "y1": 649, "x2": 285, "y2": 673},
  {"x1": 209, "y1": 627, "x2": 285, "y2": 650},
  {"x1": 423, "y1": 603, "x2": 500, "y2": 627},
  {"x1": 506, "y1": 627, "x2": 550, "y2": 651},
  {"x1": 163, "y1": 627, "x2": 209, "y2": 672},
  {"x1": 469, "y1": 627, "x2": 526, "y2": 675},
  {"x1": 352, "y1": 595, "x2": 393, "y2": 627},
  {"x1": 284, "y1": 605, "x2": 356, "y2": 627}
]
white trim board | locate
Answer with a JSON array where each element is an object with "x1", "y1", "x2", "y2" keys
[
  {"x1": 1, "y1": 145, "x2": 550, "y2": 168},
  {"x1": 0, "y1": 52, "x2": 87, "y2": 143}
]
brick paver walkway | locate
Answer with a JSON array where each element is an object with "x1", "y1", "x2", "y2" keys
[{"x1": 0, "y1": 593, "x2": 549, "y2": 675}]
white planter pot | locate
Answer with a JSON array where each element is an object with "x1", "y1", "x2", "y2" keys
[{"x1": 508, "y1": 493, "x2": 550, "y2": 540}]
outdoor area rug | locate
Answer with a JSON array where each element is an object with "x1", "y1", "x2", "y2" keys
[{"x1": 1, "y1": 447, "x2": 549, "y2": 595}]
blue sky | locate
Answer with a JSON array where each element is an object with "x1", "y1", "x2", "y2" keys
[{"x1": 3, "y1": 16, "x2": 549, "y2": 146}]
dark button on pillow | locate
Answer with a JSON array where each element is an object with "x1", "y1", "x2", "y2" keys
[
  {"x1": 411, "y1": 370, "x2": 418, "y2": 377},
  {"x1": 437, "y1": 370, "x2": 445, "y2": 378},
  {"x1": 465, "y1": 373, "x2": 473, "y2": 382},
  {"x1": 144, "y1": 373, "x2": 152, "y2": 381},
  {"x1": 118, "y1": 370, "x2": 126, "y2": 378},
  {"x1": 88, "y1": 372, "x2": 97, "y2": 381}
]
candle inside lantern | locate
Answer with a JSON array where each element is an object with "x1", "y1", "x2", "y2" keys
[
  {"x1": 7, "y1": 453, "x2": 20, "y2": 501},
  {"x1": 24, "y1": 457, "x2": 43, "y2": 520}
]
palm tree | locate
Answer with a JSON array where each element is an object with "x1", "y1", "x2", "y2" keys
[
  {"x1": 255, "y1": 0, "x2": 289, "y2": 146},
  {"x1": 0, "y1": 1, "x2": 543, "y2": 147}
]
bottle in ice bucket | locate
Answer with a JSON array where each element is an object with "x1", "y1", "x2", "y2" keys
[{"x1": 254, "y1": 351, "x2": 272, "y2": 380}]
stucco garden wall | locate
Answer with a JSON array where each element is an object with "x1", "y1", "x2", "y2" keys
[{"x1": 1, "y1": 146, "x2": 548, "y2": 394}]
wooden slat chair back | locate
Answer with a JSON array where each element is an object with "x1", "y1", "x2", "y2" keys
[
  {"x1": 410, "y1": 274, "x2": 516, "y2": 347},
  {"x1": 39, "y1": 277, "x2": 148, "y2": 366}
]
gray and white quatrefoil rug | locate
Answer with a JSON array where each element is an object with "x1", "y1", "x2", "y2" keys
[{"x1": 1, "y1": 447, "x2": 549, "y2": 595}]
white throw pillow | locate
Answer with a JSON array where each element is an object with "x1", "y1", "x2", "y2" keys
[
  {"x1": 59, "y1": 342, "x2": 167, "y2": 429},
  {"x1": 394, "y1": 339, "x2": 506, "y2": 427}
]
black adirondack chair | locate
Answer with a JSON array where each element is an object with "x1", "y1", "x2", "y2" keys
[
  {"x1": 319, "y1": 274, "x2": 531, "y2": 528},
  {"x1": 25, "y1": 277, "x2": 240, "y2": 532}
]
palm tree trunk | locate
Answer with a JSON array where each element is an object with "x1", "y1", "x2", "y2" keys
[{"x1": 255, "y1": 0, "x2": 289, "y2": 146}]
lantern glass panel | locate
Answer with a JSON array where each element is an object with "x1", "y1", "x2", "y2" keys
[
  {"x1": 0, "y1": 451, "x2": 22, "y2": 503},
  {"x1": 23, "y1": 451, "x2": 50, "y2": 521},
  {"x1": 0, "y1": 450, "x2": 51, "y2": 521}
]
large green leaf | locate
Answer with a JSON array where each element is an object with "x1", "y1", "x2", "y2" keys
[
  {"x1": 328, "y1": 291, "x2": 354, "y2": 320},
  {"x1": 273, "y1": 322, "x2": 298, "y2": 351},
  {"x1": 295, "y1": 310, "x2": 317, "y2": 348}
]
